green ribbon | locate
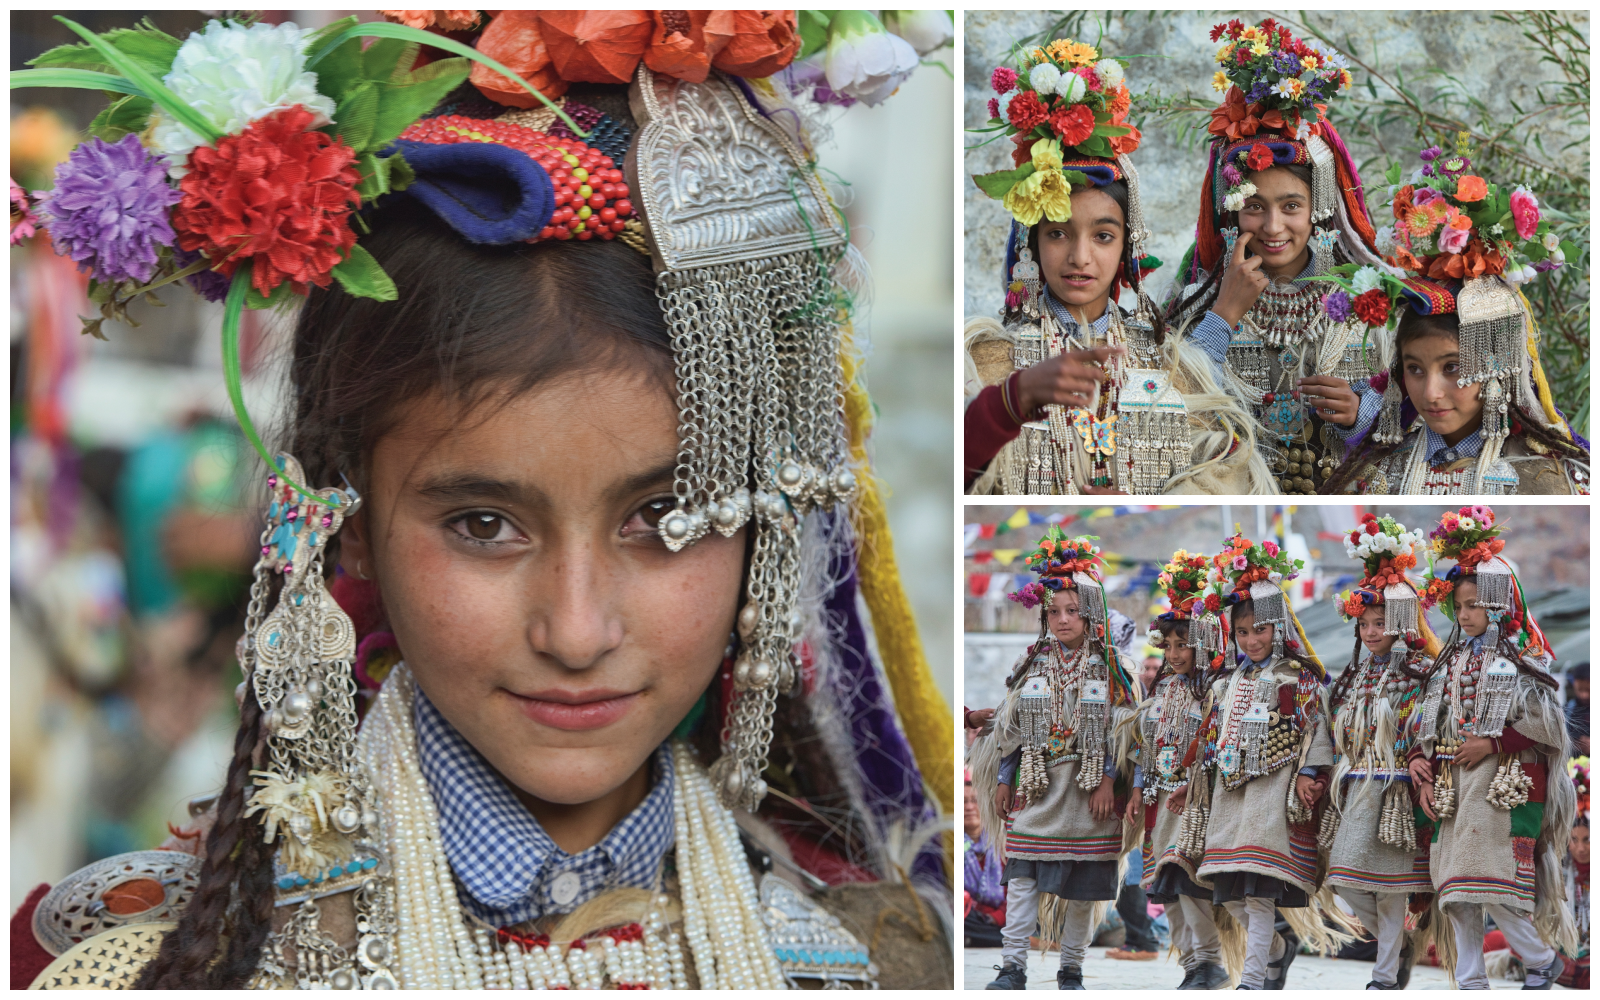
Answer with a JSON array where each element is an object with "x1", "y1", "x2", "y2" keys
[{"x1": 221, "y1": 265, "x2": 312, "y2": 501}]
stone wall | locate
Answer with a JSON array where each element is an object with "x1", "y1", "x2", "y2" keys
[{"x1": 963, "y1": 10, "x2": 1589, "y2": 316}]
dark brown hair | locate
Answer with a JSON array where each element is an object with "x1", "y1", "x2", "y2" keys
[
  {"x1": 1229, "y1": 595, "x2": 1318, "y2": 674},
  {"x1": 135, "y1": 209, "x2": 674, "y2": 987},
  {"x1": 1152, "y1": 618, "x2": 1206, "y2": 696},
  {"x1": 1320, "y1": 308, "x2": 1589, "y2": 494}
]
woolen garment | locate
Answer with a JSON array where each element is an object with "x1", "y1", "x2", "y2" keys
[
  {"x1": 1324, "y1": 773, "x2": 1432, "y2": 893},
  {"x1": 1001, "y1": 857, "x2": 1120, "y2": 900},
  {"x1": 1424, "y1": 669, "x2": 1566, "y2": 913},
  {"x1": 1143, "y1": 786, "x2": 1202, "y2": 890},
  {"x1": 1196, "y1": 660, "x2": 1334, "y2": 896}
]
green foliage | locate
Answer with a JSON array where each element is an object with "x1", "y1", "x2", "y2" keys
[
  {"x1": 87, "y1": 94, "x2": 154, "y2": 141},
  {"x1": 971, "y1": 163, "x2": 1035, "y2": 198},
  {"x1": 331, "y1": 245, "x2": 398, "y2": 302},
  {"x1": 27, "y1": 19, "x2": 182, "y2": 78}
]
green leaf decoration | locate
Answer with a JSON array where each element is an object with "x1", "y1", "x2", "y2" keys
[
  {"x1": 244, "y1": 278, "x2": 296, "y2": 311},
  {"x1": 798, "y1": 10, "x2": 831, "y2": 60},
  {"x1": 1062, "y1": 170, "x2": 1089, "y2": 188},
  {"x1": 304, "y1": 14, "x2": 361, "y2": 60},
  {"x1": 10, "y1": 67, "x2": 145, "y2": 98},
  {"x1": 222, "y1": 265, "x2": 313, "y2": 500},
  {"x1": 332, "y1": 244, "x2": 398, "y2": 302},
  {"x1": 28, "y1": 20, "x2": 181, "y2": 78},
  {"x1": 972, "y1": 163, "x2": 1035, "y2": 199},
  {"x1": 362, "y1": 37, "x2": 416, "y2": 83},
  {"x1": 334, "y1": 81, "x2": 380, "y2": 152},
  {"x1": 305, "y1": 21, "x2": 584, "y2": 136},
  {"x1": 1076, "y1": 135, "x2": 1114, "y2": 158},
  {"x1": 354, "y1": 149, "x2": 415, "y2": 200},
  {"x1": 1091, "y1": 122, "x2": 1132, "y2": 138},
  {"x1": 88, "y1": 93, "x2": 154, "y2": 140},
  {"x1": 368, "y1": 57, "x2": 470, "y2": 153},
  {"x1": 387, "y1": 150, "x2": 416, "y2": 192},
  {"x1": 54, "y1": 17, "x2": 220, "y2": 144}
]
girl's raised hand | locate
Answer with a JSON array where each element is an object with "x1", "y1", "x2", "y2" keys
[{"x1": 1212, "y1": 232, "x2": 1268, "y2": 328}]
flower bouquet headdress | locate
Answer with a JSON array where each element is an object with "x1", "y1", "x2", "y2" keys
[
  {"x1": 1148, "y1": 549, "x2": 1226, "y2": 660},
  {"x1": 1212, "y1": 529, "x2": 1320, "y2": 672},
  {"x1": 1176, "y1": 19, "x2": 1388, "y2": 287},
  {"x1": 1317, "y1": 135, "x2": 1581, "y2": 468},
  {"x1": 1008, "y1": 526, "x2": 1108, "y2": 625},
  {"x1": 972, "y1": 36, "x2": 1161, "y2": 322},
  {"x1": 1335, "y1": 512, "x2": 1427, "y2": 642},
  {"x1": 1420, "y1": 505, "x2": 1548, "y2": 655}
]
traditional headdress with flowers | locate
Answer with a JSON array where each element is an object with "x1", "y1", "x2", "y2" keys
[
  {"x1": 1420, "y1": 505, "x2": 1549, "y2": 660},
  {"x1": 1008, "y1": 527, "x2": 1108, "y2": 624},
  {"x1": 1148, "y1": 549, "x2": 1228, "y2": 660},
  {"x1": 1177, "y1": 19, "x2": 1387, "y2": 286},
  {"x1": 1212, "y1": 529, "x2": 1320, "y2": 672},
  {"x1": 1318, "y1": 134, "x2": 1582, "y2": 484},
  {"x1": 1335, "y1": 512, "x2": 1426, "y2": 640}
]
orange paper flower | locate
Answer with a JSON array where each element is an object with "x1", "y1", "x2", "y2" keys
[
  {"x1": 1457, "y1": 537, "x2": 1506, "y2": 570},
  {"x1": 643, "y1": 10, "x2": 735, "y2": 83},
  {"x1": 471, "y1": 11, "x2": 569, "y2": 107},
  {"x1": 1208, "y1": 86, "x2": 1285, "y2": 142},
  {"x1": 1454, "y1": 174, "x2": 1487, "y2": 202},
  {"x1": 535, "y1": 11, "x2": 654, "y2": 85},
  {"x1": 710, "y1": 9, "x2": 800, "y2": 79}
]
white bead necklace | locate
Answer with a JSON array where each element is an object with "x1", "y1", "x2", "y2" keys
[{"x1": 359, "y1": 665, "x2": 782, "y2": 989}]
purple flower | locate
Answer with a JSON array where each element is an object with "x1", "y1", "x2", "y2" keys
[
  {"x1": 10, "y1": 178, "x2": 36, "y2": 245},
  {"x1": 1247, "y1": 81, "x2": 1271, "y2": 103},
  {"x1": 1532, "y1": 260, "x2": 1561, "y2": 272},
  {"x1": 36, "y1": 135, "x2": 181, "y2": 285},
  {"x1": 1322, "y1": 289, "x2": 1354, "y2": 322},
  {"x1": 1419, "y1": 146, "x2": 1443, "y2": 162},
  {"x1": 1222, "y1": 163, "x2": 1242, "y2": 187},
  {"x1": 172, "y1": 246, "x2": 232, "y2": 302}
]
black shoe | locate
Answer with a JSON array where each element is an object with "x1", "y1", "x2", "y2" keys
[
  {"x1": 1191, "y1": 962, "x2": 1231, "y2": 990},
  {"x1": 1236, "y1": 986, "x2": 1259, "y2": 991},
  {"x1": 1263, "y1": 932, "x2": 1296, "y2": 990},
  {"x1": 986, "y1": 962, "x2": 1027, "y2": 990},
  {"x1": 1177, "y1": 966, "x2": 1201, "y2": 990},
  {"x1": 1366, "y1": 981, "x2": 1401, "y2": 990},
  {"x1": 1395, "y1": 938, "x2": 1415, "y2": 990},
  {"x1": 1522, "y1": 954, "x2": 1563, "y2": 989},
  {"x1": 1057, "y1": 966, "x2": 1086, "y2": 990}
]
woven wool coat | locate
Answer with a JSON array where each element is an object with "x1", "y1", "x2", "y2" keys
[
  {"x1": 1336, "y1": 429, "x2": 1583, "y2": 495},
  {"x1": 1135, "y1": 675, "x2": 1207, "y2": 888},
  {"x1": 1195, "y1": 658, "x2": 1333, "y2": 895},
  {"x1": 1417, "y1": 657, "x2": 1567, "y2": 913},
  {"x1": 1324, "y1": 652, "x2": 1434, "y2": 894}
]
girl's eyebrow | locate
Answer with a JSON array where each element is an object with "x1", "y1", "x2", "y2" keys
[
  {"x1": 604, "y1": 459, "x2": 678, "y2": 504},
  {"x1": 413, "y1": 473, "x2": 528, "y2": 506}
]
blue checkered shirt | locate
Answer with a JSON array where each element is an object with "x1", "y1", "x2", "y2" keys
[
  {"x1": 1424, "y1": 425, "x2": 1483, "y2": 466},
  {"x1": 414, "y1": 689, "x2": 676, "y2": 927}
]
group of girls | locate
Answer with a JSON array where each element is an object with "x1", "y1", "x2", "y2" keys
[
  {"x1": 964, "y1": 20, "x2": 1589, "y2": 496},
  {"x1": 968, "y1": 506, "x2": 1578, "y2": 990}
]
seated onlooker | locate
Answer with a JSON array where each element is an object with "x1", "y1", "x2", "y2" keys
[
  {"x1": 1568, "y1": 663, "x2": 1590, "y2": 758},
  {"x1": 964, "y1": 772, "x2": 1006, "y2": 948}
]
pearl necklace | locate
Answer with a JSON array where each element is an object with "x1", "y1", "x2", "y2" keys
[{"x1": 359, "y1": 665, "x2": 781, "y2": 990}]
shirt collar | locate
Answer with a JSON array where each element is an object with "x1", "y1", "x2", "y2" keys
[
  {"x1": 1044, "y1": 289, "x2": 1113, "y2": 338},
  {"x1": 1468, "y1": 632, "x2": 1488, "y2": 654},
  {"x1": 414, "y1": 687, "x2": 677, "y2": 926},
  {"x1": 1424, "y1": 425, "x2": 1484, "y2": 466}
]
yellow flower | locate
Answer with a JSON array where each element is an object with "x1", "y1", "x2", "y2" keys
[
  {"x1": 1240, "y1": 26, "x2": 1259, "y2": 42},
  {"x1": 1300, "y1": 55, "x2": 1319, "y2": 71},
  {"x1": 1215, "y1": 43, "x2": 1234, "y2": 64},
  {"x1": 1004, "y1": 168, "x2": 1073, "y2": 227},
  {"x1": 1212, "y1": 70, "x2": 1230, "y2": 92},
  {"x1": 1283, "y1": 77, "x2": 1305, "y2": 97},
  {"x1": 1030, "y1": 137, "x2": 1063, "y2": 172},
  {"x1": 1339, "y1": 68, "x2": 1353, "y2": 89},
  {"x1": 1250, "y1": 41, "x2": 1270, "y2": 57},
  {"x1": 1059, "y1": 40, "x2": 1098, "y2": 66}
]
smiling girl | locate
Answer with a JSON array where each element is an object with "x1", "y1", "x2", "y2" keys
[
  {"x1": 966, "y1": 36, "x2": 1268, "y2": 495},
  {"x1": 14, "y1": 12, "x2": 948, "y2": 991},
  {"x1": 1167, "y1": 20, "x2": 1395, "y2": 495}
]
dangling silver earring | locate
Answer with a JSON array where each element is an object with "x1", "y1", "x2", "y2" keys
[
  {"x1": 1310, "y1": 226, "x2": 1339, "y2": 276},
  {"x1": 1221, "y1": 226, "x2": 1240, "y2": 270}
]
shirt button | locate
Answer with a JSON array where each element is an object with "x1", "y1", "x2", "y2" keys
[{"x1": 550, "y1": 871, "x2": 581, "y2": 907}]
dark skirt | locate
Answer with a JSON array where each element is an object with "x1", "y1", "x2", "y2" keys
[
  {"x1": 1210, "y1": 870, "x2": 1308, "y2": 908},
  {"x1": 1002, "y1": 857, "x2": 1119, "y2": 901},
  {"x1": 1147, "y1": 863, "x2": 1211, "y2": 905}
]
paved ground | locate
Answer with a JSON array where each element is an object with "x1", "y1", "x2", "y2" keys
[{"x1": 963, "y1": 946, "x2": 1570, "y2": 990}]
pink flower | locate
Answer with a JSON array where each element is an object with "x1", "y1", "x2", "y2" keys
[
  {"x1": 1071, "y1": 65, "x2": 1102, "y2": 92},
  {"x1": 1413, "y1": 188, "x2": 1445, "y2": 208},
  {"x1": 1510, "y1": 187, "x2": 1540, "y2": 241},
  {"x1": 1437, "y1": 220, "x2": 1471, "y2": 255},
  {"x1": 1263, "y1": 540, "x2": 1279, "y2": 557},
  {"x1": 987, "y1": 97, "x2": 1000, "y2": 119},
  {"x1": 991, "y1": 66, "x2": 1017, "y2": 94},
  {"x1": 1232, "y1": 555, "x2": 1248, "y2": 570},
  {"x1": 10, "y1": 177, "x2": 37, "y2": 245}
]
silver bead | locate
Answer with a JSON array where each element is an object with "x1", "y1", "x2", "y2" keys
[
  {"x1": 306, "y1": 678, "x2": 323, "y2": 701},
  {"x1": 748, "y1": 658, "x2": 774, "y2": 689},
  {"x1": 283, "y1": 690, "x2": 312, "y2": 722},
  {"x1": 363, "y1": 936, "x2": 390, "y2": 966},
  {"x1": 289, "y1": 814, "x2": 313, "y2": 839},
  {"x1": 361, "y1": 808, "x2": 379, "y2": 830},
  {"x1": 777, "y1": 461, "x2": 803, "y2": 487},
  {"x1": 334, "y1": 805, "x2": 361, "y2": 834},
  {"x1": 331, "y1": 969, "x2": 358, "y2": 989},
  {"x1": 737, "y1": 603, "x2": 760, "y2": 639},
  {"x1": 661, "y1": 510, "x2": 690, "y2": 540},
  {"x1": 832, "y1": 467, "x2": 856, "y2": 495}
]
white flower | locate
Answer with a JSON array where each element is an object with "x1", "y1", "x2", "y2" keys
[
  {"x1": 1409, "y1": 166, "x2": 1426, "y2": 185},
  {"x1": 998, "y1": 92, "x2": 1017, "y2": 120},
  {"x1": 1488, "y1": 223, "x2": 1505, "y2": 237},
  {"x1": 1093, "y1": 58, "x2": 1125, "y2": 90},
  {"x1": 1351, "y1": 266, "x2": 1382, "y2": 295},
  {"x1": 1550, "y1": 247, "x2": 1565, "y2": 264},
  {"x1": 823, "y1": 10, "x2": 921, "y2": 107},
  {"x1": 1268, "y1": 571, "x2": 1283, "y2": 584},
  {"x1": 1294, "y1": 117, "x2": 1311, "y2": 141},
  {"x1": 1460, "y1": 517, "x2": 1476, "y2": 531},
  {"x1": 1029, "y1": 61, "x2": 1063, "y2": 96},
  {"x1": 1056, "y1": 71, "x2": 1087, "y2": 103},
  {"x1": 1224, "y1": 190, "x2": 1246, "y2": 212},
  {"x1": 1542, "y1": 231, "x2": 1561, "y2": 252},
  {"x1": 880, "y1": 10, "x2": 952, "y2": 56},
  {"x1": 149, "y1": 19, "x2": 337, "y2": 178},
  {"x1": 1374, "y1": 225, "x2": 1397, "y2": 256}
]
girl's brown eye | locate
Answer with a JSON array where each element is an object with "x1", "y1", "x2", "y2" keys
[
  {"x1": 466, "y1": 514, "x2": 504, "y2": 539},
  {"x1": 638, "y1": 498, "x2": 674, "y2": 529}
]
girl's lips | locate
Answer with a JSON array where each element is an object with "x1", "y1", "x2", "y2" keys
[
  {"x1": 1059, "y1": 274, "x2": 1096, "y2": 284},
  {"x1": 1258, "y1": 239, "x2": 1291, "y2": 253},
  {"x1": 510, "y1": 689, "x2": 640, "y2": 731}
]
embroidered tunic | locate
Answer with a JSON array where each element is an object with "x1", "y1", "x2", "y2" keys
[
  {"x1": 1410, "y1": 644, "x2": 1567, "y2": 913},
  {"x1": 1134, "y1": 674, "x2": 1207, "y2": 889},
  {"x1": 1195, "y1": 657, "x2": 1333, "y2": 896},
  {"x1": 1322, "y1": 651, "x2": 1433, "y2": 894},
  {"x1": 1336, "y1": 421, "x2": 1587, "y2": 496}
]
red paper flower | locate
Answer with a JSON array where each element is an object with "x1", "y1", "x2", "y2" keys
[
  {"x1": 1352, "y1": 289, "x2": 1390, "y2": 326},
  {"x1": 1049, "y1": 103, "x2": 1095, "y2": 146},
  {"x1": 1246, "y1": 143, "x2": 1274, "y2": 172},
  {"x1": 1204, "y1": 593, "x2": 1221, "y2": 612},
  {"x1": 174, "y1": 106, "x2": 360, "y2": 298},
  {"x1": 534, "y1": 11, "x2": 653, "y2": 84},
  {"x1": 1007, "y1": 89, "x2": 1049, "y2": 134}
]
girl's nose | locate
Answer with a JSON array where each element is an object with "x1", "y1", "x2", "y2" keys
[{"x1": 526, "y1": 539, "x2": 625, "y2": 671}]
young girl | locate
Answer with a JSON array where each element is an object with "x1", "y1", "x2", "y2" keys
[
  {"x1": 1321, "y1": 515, "x2": 1438, "y2": 990},
  {"x1": 1127, "y1": 551, "x2": 1234, "y2": 989},
  {"x1": 965, "y1": 36, "x2": 1268, "y2": 495},
  {"x1": 1184, "y1": 534, "x2": 1344, "y2": 989},
  {"x1": 14, "y1": 13, "x2": 948, "y2": 990},
  {"x1": 969, "y1": 531, "x2": 1141, "y2": 989},
  {"x1": 1409, "y1": 507, "x2": 1578, "y2": 989},
  {"x1": 1318, "y1": 145, "x2": 1590, "y2": 495},
  {"x1": 1165, "y1": 20, "x2": 1394, "y2": 495}
]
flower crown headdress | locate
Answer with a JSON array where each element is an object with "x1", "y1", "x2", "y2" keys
[
  {"x1": 1212, "y1": 529, "x2": 1319, "y2": 669},
  {"x1": 1421, "y1": 505, "x2": 1548, "y2": 658},
  {"x1": 1148, "y1": 549, "x2": 1227, "y2": 658},
  {"x1": 1009, "y1": 527, "x2": 1106, "y2": 622},
  {"x1": 1337, "y1": 513, "x2": 1425, "y2": 638}
]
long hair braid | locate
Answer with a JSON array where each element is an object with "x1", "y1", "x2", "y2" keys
[{"x1": 133, "y1": 685, "x2": 273, "y2": 987}]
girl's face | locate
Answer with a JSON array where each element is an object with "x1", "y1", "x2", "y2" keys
[
  {"x1": 1046, "y1": 589, "x2": 1087, "y2": 647},
  {"x1": 1233, "y1": 610, "x2": 1276, "y2": 663},
  {"x1": 1239, "y1": 166, "x2": 1312, "y2": 278},
  {"x1": 1358, "y1": 605, "x2": 1396, "y2": 655},
  {"x1": 1036, "y1": 187, "x2": 1125, "y2": 321},
  {"x1": 1402, "y1": 333, "x2": 1482, "y2": 446},
  {"x1": 341, "y1": 371, "x2": 743, "y2": 808},
  {"x1": 1452, "y1": 579, "x2": 1489, "y2": 637},
  {"x1": 1161, "y1": 631, "x2": 1195, "y2": 674}
]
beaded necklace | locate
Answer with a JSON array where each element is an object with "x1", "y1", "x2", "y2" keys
[
  {"x1": 1043, "y1": 307, "x2": 1125, "y2": 490},
  {"x1": 1216, "y1": 665, "x2": 1266, "y2": 776},
  {"x1": 1143, "y1": 674, "x2": 1200, "y2": 796}
]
